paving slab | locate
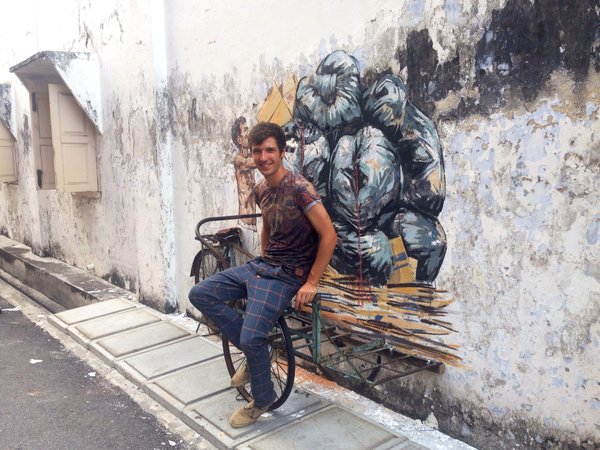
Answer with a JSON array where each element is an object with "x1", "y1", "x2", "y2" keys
[
  {"x1": 144, "y1": 357, "x2": 232, "y2": 413},
  {"x1": 391, "y1": 442, "x2": 429, "y2": 449},
  {"x1": 239, "y1": 404, "x2": 403, "y2": 450},
  {"x1": 116, "y1": 335, "x2": 222, "y2": 385},
  {"x1": 67, "y1": 307, "x2": 162, "y2": 347},
  {"x1": 47, "y1": 297, "x2": 138, "y2": 332},
  {"x1": 90, "y1": 321, "x2": 191, "y2": 365},
  {"x1": 183, "y1": 388, "x2": 328, "y2": 450}
]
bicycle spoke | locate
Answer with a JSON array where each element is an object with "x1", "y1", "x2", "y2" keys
[
  {"x1": 223, "y1": 314, "x2": 295, "y2": 410},
  {"x1": 271, "y1": 362, "x2": 285, "y2": 394}
]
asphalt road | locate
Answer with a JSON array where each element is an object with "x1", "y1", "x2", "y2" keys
[{"x1": 0, "y1": 294, "x2": 196, "y2": 450}]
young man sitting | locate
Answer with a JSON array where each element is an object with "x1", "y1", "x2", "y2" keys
[{"x1": 188, "y1": 122, "x2": 337, "y2": 428}]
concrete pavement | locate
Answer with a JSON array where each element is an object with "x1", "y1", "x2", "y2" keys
[
  {"x1": 47, "y1": 297, "x2": 416, "y2": 450},
  {"x1": 0, "y1": 282, "x2": 211, "y2": 450},
  {"x1": 0, "y1": 235, "x2": 475, "y2": 450}
]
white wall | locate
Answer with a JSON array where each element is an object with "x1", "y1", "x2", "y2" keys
[{"x1": 0, "y1": 0, "x2": 598, "y2": 447}]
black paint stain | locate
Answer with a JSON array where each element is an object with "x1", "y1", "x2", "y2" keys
[
  {"x1": 404, "y1": 30, "x2": 461, "y2": 117},
  {"x1": 475, "y1": 0, "x2": 600, "y2": 111},
  {"x1": 188, "y1": 97, "x2": 199, "y2": 134},
  {"x1": 102, "y1": 268, "x2": 137, "y2": 295},
  {"x1": 140, "y1": 292, "x2": 177, "y2": 314},
  {"x1": 20, "y1": 114, "x2": 31, "y2": 155},
  {"x1": 401, "y1": 1, "x2": 599, "y2": 118}
]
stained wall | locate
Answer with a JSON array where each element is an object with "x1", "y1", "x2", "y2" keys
[{"x1": 0, "y1": 1, "x2": 598, "y2": 447}]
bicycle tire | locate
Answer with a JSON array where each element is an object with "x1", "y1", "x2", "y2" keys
[
  {"x1": 194, "y1": 249, "x2": 224, "y2": 283},
  {"x1": 193, "y1": 249, "x2": 224, "y2": 334},
  {"x1": 222, "y1": 317, "x2": 295, "y2": 410}
]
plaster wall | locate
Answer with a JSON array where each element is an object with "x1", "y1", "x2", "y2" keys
[
  {"x1": 165, "y1": 1, "x2": 600, "y2": 446},
  {"x1": 0, "y1": 0, "x2": 598, "y2": 448},
  {"x1": 0, "y1": 0, "x2": 173, "y2": 309}
]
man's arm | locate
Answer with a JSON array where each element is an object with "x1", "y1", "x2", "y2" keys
[
  {"x1": 294, "y1": 203, "x2": 337, "y2": 310},
  {"x1": 235, "y1": 154, "x2": 257, "y2": 172}
]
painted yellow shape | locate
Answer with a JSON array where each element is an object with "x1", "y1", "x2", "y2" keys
[
  {"x1": 256, "y1": 81, "x2": 283, "y2": 123},
  {"x1": 427, "y1": 169, "x2": 441, "y2": 190},
  {"x1": 281, "y1": 74, "x2": 298, "y2": 111},
  {"x1": 270, "y1": 100, "x2": 293, "y2": 126},
  {"x1": 388, "y1": 237, "x2": 416, "y2": 283}
]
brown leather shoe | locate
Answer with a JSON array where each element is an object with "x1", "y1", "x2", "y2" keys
[
  {"x1": 230, "y1": 361, "x2": 249, "y2": 388},
  {"x1": 229, "y1": 400, "x2": 272, "y2": 428},
  {"x1": 230, "y1": 350, "x2": 279, "y2": 388}
]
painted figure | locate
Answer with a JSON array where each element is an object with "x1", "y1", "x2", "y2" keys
[
  {"x1": 232, "y1": 116, "x2": 257, "y2": 225},
  {"x1": 189, "y1": 123, "x2": 337, "y2": 427},
  {"x1": 286, "y1": 50, "x2": 447, "y2": 287}
]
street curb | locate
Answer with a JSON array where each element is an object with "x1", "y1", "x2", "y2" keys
[{"x1": 0, "y1": 236, "x2": 136, "y2": 310}]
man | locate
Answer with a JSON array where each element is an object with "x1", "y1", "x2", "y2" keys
[
  {"x1": 232, "y1": 116, "x2": 257, "y2": 225},
  {"x1": 189, "y1": 122, "x2": 337, "y2": 428}
]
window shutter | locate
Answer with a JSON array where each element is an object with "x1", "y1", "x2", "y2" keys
[
  {"x1": 48, "y1": 84, "x2": 98, "y2": 192},
  {"x1": 0, "y1": 121, "x2": 17, "y2": 183}
]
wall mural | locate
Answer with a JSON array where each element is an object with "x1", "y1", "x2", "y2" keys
[
  {"x1": 232, "y1": 50, "x2": 459, "y2": 366},
  {"x1": 231, "y1": 116, "x2": 257, "y2": 226}
]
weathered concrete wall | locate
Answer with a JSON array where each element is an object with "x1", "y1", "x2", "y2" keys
[
  {"x1": 0, "y1": 0, "x2": 598, "y2": 448},
  {"x1": 0, "y1": 0, "x2": 175, "y2": 311},
  {"x1": 161, "y1": 3, "x2": 600, "y2": 448}
]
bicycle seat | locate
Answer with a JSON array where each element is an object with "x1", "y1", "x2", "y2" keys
[{"x1": 214, "y1": 227, "x2": 242, "y2": 245}]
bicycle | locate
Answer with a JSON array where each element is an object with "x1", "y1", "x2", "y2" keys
[{"x1": 190, "y1": 213, "x2": 445, "y2": 410}]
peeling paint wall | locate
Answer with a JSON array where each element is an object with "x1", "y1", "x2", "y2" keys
[
  {"x1": 0, "y1": 0, "x2": 599, "y2": 448},
  {"x1": 0, "y1": 0, "x2": 172, "y2": 309}
]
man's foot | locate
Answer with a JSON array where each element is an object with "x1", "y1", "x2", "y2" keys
[
  {"x1": 230, "y1": 361, "x2": 249, "y2": 387},
  {"x1": 230, "y1": 350, "x2": 279, "y2": 388},
  {"x1": 229, "y1": 399, "x2": 272, "y2": 428}
]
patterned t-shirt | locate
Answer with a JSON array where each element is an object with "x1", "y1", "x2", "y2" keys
[{"x1": 254, "y1": 170, "x2": 322, "y2": 273}]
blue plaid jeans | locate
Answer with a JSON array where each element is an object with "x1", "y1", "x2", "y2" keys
[{"x1": 188, "y1": 258, "x2": 305, "y2": 408}]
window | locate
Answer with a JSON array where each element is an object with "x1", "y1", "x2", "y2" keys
[
  {"x1": 10, "y1": 51, "x2": 102, "y2": 193},
  {"x1": 0, "y1": 84, "x2": 17, "y2": 183},
  {"x1": 0, "y1": 120, "x2": 17, "y2": 183},
  {"x1": 31, "y1": 92, "x2": 55, "y2": 189}
]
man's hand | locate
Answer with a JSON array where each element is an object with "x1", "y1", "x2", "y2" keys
[{"x1": 294, "y1": 281, "x2": 318, "y2": 310}]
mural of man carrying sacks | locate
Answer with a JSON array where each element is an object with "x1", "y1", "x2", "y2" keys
[{"x1": 255, "y1": 50, "x2": 459, "y2": 366}]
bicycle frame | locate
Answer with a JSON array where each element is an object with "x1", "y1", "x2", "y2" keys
[
  {"x1": 193, "y1": 213, "x2": 261, "y2": 269},
  {"x1": 192, "y1": 213, "x2": 444, "y2": 388}
]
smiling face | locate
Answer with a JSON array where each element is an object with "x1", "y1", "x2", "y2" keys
[{"x1": 252, "y1": 136, "x2": 285, "y2": 183}]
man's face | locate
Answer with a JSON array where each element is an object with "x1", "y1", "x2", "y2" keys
[
  {"x1": 236, "y1": 122, "x2": 249, "y2": 150},
  {"x1": 252, "y1": 137, "x2": 283, "y2": 178}
]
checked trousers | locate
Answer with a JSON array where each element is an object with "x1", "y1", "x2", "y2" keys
[{"x1": 188, "y1": 258, "x2": 304, "y2": 408}]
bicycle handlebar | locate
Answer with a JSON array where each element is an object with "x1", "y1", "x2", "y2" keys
[{"x1": 195, "y1": 213, "x2": 262, "y2": 240}]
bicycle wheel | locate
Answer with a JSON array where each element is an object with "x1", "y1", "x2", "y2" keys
[
  {"x1": 222, "y1": 317, "x2": 295, "y2": 410},
  {"x1": 194, "y1": 249, "x2": 223, "y2": 283},
  {"x1": 193, "y1": 249, "x2": 224, "y2": 334}
]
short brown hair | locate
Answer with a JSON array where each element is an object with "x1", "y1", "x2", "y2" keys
[{"x1": 248, "y1": 122, "x2": 286, "y2": 152}]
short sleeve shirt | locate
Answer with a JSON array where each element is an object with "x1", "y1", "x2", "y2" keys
[{"x1": 254, "y1": 171, "x2": 321, "y2": 272}]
